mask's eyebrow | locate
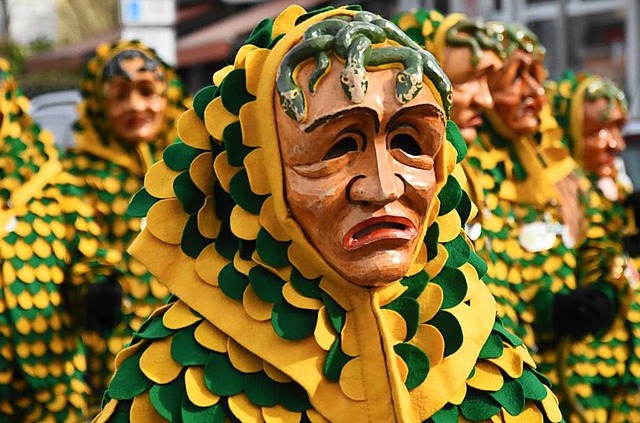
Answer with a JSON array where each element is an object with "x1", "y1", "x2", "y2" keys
[
  {"x1": 304, "y1": 107, "x2": 380, "y2": 134},
  {"x1": 385, "y1": 103, "x2": 444, "y2": 132}
]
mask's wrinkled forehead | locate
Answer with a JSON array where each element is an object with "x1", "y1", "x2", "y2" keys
[{"x1": 275, "y1": 11, "x2": 452, "y2": 123}]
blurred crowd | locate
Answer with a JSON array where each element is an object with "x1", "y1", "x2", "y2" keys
[{"x1": 0, "y1": 3, "x2": 638, "y2": 423}]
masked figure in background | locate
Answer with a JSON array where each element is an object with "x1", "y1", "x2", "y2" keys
[
  {"x1": 463, "y1": 23, "x2": 625, "y2": 421},
  {"x1": 0, "y1": 59, "x2": 121, "y2": 421},
  {"x1": 394, "y1": 8, "x2": 535, "y2": 347},
  {"x1": 550, "y1": 71, "x2": 639, "y2": 422},
  {"x1": 95, "y1": 6, "x2": 562, "y2": 422},
  {"x1": 63, "y1": 40, "x2": 187, "y2": 405}
]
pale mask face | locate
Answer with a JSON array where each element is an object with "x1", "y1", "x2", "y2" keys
[
  {"x1": 445, "y1": 47, "x2": 501, "y2": 144},
  {"x1": 102, "y1": 55, "x2": 167, "y2": 144},
  {"x1": 488, "y1": 49, "x2": 547, "y2": 135},
  {"x1": 276, "y1": 56, "x2": 445, "y2": 287},
  {"x1": 582, "y1": 98, "x2": 627, "y2": 178}
]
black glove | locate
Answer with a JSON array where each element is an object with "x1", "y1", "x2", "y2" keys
[
  {"x1": 552, "y1": 287, "x2": 613, "y2": 340},
  {"x1": 85, "y1": 272, "x2": 123, "y2": 334},
  {"x1": 624, "y1": 191, "x2": 640, "y2": 256},
  {"x1": 625, "y1": 191, "x2": 640, "y2": 226}
]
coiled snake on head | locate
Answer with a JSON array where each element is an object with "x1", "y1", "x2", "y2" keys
[{"x1": 276, "y1": 12, "x2": 452, "y2": 122}]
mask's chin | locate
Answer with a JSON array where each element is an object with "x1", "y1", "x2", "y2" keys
[
  {"x1": 113, "y1": 126, "x2": 161, "y2": 145},
  {"x1": 459, "y1": 126, "x2": 478, "y2": 144},
  {"x1": 508, "y1": 115, "x2": 539, "y2": 135},
  {"x1": 327, "y1": 242, "x2": 417, "y2": 288}
]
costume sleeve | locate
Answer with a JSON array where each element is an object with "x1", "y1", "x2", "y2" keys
[
  {"x1": 575, "y1": 174, "x2": 628, "y2": 322},
  {"x1": 0, "y1": 172, "x2": 120, "y2": 421}
]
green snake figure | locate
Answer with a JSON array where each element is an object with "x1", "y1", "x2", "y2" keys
[
  {"x1": 583, "y1": 79, "x2": 628, "y2": 124},
  {"x1": 446, "y1": 18, "x2": 504, "y2": 66},
  {"x1": 0, "y1": 58, "x2": 120, "y2": 422},
  {"x1": 367, "y1": 47, "x2": 424, "y2": 103},
  {"x1": 62, "y1": 40, "x2": 188, "y2": 409},
  {"x1": 357, "y1": 10, "x2": 453, "y2": 111},
  {"x1": 303, "y1": 18, "x2": 348, "y2": 93},
  {"x1": 94, "y1": 5, "x2": 562, "y2": 422},
  {"x1": 276, "y1": 11, "x2": 451, "y2": 122},
  {"x1": 497, "y1": 22, "x2": 546, "y2": 58},
  {"x1": 550, "y1": 70, "x2": 639, "y2": 422},
  {"x1": 335, "y1": 21, "x2": 385, "y2": 103}
]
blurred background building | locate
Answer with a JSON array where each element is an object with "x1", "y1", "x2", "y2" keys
[{"x1": 0, "y1": 0, "x2": 637, "y2": 184}]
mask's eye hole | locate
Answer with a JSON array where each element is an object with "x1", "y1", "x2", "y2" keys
[
  {"x1": 390, "y1": 133, "x2": 421, "y2": 156},
  {"x1": 323, "y1": 136, "x2": 358, "y2": 160}
]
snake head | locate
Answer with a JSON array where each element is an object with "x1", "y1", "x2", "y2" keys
[
  {"x1": 395, "y1": 70, "x2": 423, "y2": 104},
  {"x1": 340, "y1": 63, "x2": 368, "y2": 103},
  {"x1": 278, "y1": 88, "x2": 306, "y2": 122}
]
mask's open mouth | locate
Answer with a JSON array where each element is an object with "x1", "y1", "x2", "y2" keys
[{"x1": 343, "y1": 216, "x2": 417, "y2": 250}]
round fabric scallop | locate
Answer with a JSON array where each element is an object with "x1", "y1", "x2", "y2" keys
[
  {"x1": 339, "y1": 358, "x2": 367, "y2": 401},
  {"x1": 203, "y1": 352, "x2": 245, "y2": 397},
  {"x1": 412, "y1": 324, "x2": 445, "y2": 367},
  {"x1": 271, "y1": 299, "x2": 317, "y2": 341},
  {"x1": 228, "y1": 393, "x2": 263, "y2": 421},
  {"x1": 184, "y1": 367, "x2": 220, "y2": 407},
  {"x1": 428, "y1": 310, "x2": 463, "y2": 358},
  {"x1": 139, "y1": 337, "x2": 182, "y2": 384},
  {"x1": 262, "y1": 404, "x2": 301, "y2": 423},
  {"x1": 162, "y1": 301, "x2": 202, "y2": 330},
  {"x1": 243, "y1": 285, "x2": 274, "y2": 322},
  {"x1": 282, "y1": 282, "x2": 323, "y2": 311},
  {"x1": 171, "y1": 326, "x2": 209, "y2": 366},
  {"x1": 394, "y1": 343, "x2": 429, "y2": 390},
  {"x1": 244, "y1": 371, "x2": 280, "y2": 407},
  {"x1": 179, "y1": 108, "x2": 212, "y2": 148},
  {"x1": 146, "y1": 199, "x2": 190, "y2": 245},
  {"x1": 189, "y1": 152, "x2": 215, "y2": 197},
  {"x1": 314, "y1": 306, "x2": 338, "y2": 351},
  {"x1": 145, "y1": 162, "x2": 179, "y2": 199},
  {"x1": 107, "y1": 348, "x2": 153, "y2": 400},
  {"x1": 194, "y1": 321, "x2": 228, "y2": 353},
  {"x1": 227, "y1": 338, "x2": 263, "y2": 373}
]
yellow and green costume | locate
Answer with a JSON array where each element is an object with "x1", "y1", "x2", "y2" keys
[
  {"x1": 393, "y1": 8, "x2": 528, "y2": 344},
  {"x1": 62, "y1": 40, "x2": 188, "y2": 397},
  {"x1": 550, "y1": 71, "x2": 640, "y2": 422},
  {"x1": 462, "y1": 29, "x2": 622, "y2": 422},
  {"x1": 0, "y1": 58, "x2": 119, "y2": 422},
  {"x1": 397, "y1": 14, "x2": 626, "y2": 421},
  {"x1": 96, "y1": 6, "x2": 562, "y2": 422}
]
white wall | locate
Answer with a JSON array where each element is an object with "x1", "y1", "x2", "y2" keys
[{"x1": 8, "y1": 0, "x2": 57, "y2": 44}]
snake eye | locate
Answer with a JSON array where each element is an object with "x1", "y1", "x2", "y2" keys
[
  {"x1": 398, "y1": 74, "x2": 406, "y2": 84},
  {"x1": 341, "y1": 75, "x2": 350, "y2": 83},
  {"x1": 291, "y1": 91, "x2": 299, "y2": 98}
]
